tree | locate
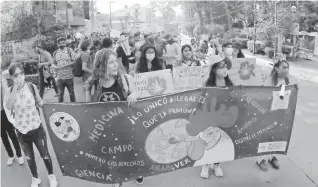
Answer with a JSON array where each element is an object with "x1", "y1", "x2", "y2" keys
[
  {"x1": 1, "y1": 1, "x2": 38, "y2": 41},
  {"x1": 150, "y1": 1, "x2": 176, "y2": 25}
]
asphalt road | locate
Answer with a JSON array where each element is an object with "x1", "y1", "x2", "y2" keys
[{"x1": 2, "y1": 54, "x2": 318, "y2": 187}]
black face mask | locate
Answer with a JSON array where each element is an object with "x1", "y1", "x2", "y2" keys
[
  {"x1": 59, "y1": 45, "x2": 65, "y2": 50},
  {"x1": 167, "y1": 39, "x2": 174, "y2": 45}
]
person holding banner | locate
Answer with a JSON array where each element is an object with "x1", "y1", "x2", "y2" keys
[
  {"x1": 5, "y1": 63, "x2": 58, "y2": 187},
  {"x1": 175, "y1": 44, "x2": 201, "y2": 66},
  {"x1": 200, "y1": 55, "x2": 234, "y2": 179},
  {"x1": 257, "y1": 60, "x2": 290, "y2": 172},
  {"x1": 134, "y1": 45, "x2": 165, "y2": 73},
  {"x1": 84, "y1": 49, "x2": 142, "y2": 186}
]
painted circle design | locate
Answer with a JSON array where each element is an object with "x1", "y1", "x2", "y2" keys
[
  {"x1": 49, "y1": 112, "x2": 80, "y2": 142},
  {"x1": 145, "y1": 119, "x2": 190, "y2": 164}
]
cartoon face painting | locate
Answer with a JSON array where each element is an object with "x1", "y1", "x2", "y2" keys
[
  {"x1": 50, "y1": 112, "x2": 80, "y2": 142},
  {"x1": 145, "y1": 95, "x2": 239, "y2": 165},
  {"x1": 145, "y1": 119, "x2": 190, "y2": 164}
]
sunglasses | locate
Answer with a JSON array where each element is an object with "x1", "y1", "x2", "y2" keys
[{"x1": 12, "y1": 72, "x2": 23, "y2": 78}]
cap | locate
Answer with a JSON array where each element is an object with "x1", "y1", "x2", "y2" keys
[{"x1": 206, "y1": 55, "x2": 225, "y2": 67}]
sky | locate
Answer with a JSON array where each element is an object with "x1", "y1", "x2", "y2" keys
[
  {"x1": 95, "y1": 0, "x2": 183, "y2": 16},
  {"x1": 96, "y1": 0, "x2": 151, "y2": 14}
]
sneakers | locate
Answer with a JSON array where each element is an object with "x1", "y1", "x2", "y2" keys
[
  {"x1": 18, "y1": 156, "x2": 25, "y2": 165},
  {"x1": 269, "y1": 156, "x2": 280, "y2": 169},
  {"x1": 48, "y1": 174, "x2": 58, "y2": 187},
  {"x1": 31, "y1": 177, "x2": 41, "y2": 187},
  {"x1": 136, "y1": 177, "x2": 144, "y2": 185},
  {"x1": 256, "y1": 159, "x2": 268, "y2": 172},
  {"x1": 200, "y1": 164, "x2": 210, "y2": 179},
  {"x1": 112, "y1": 184, "x2": 122, "y2": 187},
  {"x1": 6, "y1": 157, "x2": 15, "y2": 166},
  {"x1": 212, "y1": 163, "x2": 223, "y2": 177}
]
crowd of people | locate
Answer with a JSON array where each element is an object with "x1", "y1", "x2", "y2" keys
[{"x1": 1, "y1": 30, "x2": 292, "y2": 187}]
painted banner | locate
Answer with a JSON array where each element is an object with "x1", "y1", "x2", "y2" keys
[
  {"x1": 43, "y1": 85, "x2": 298, "y2": 184},
  {"x1": 229, "y1": 58, "x2": 266, "y2": 85},
  {"x1": 133, "y1": 69, "x2": 174, "y2": 98},
  {"x1": 173, "y1": 66, "x2": 210, "y2": 91}
]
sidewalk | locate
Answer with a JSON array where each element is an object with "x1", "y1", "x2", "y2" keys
[{"x1": 243, "y1": 50, "x2": 318, "y2": 84}]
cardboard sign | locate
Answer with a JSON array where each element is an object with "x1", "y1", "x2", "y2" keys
[
  {"x1": 173, "y1": 66, "x2": 210, "y2": 91},
  {"x1": 133, "y1": 70, "x2": 174, "y2": 98},
  {"x1": 229, "y1": 58, "x2": 266, "y2": 85}
]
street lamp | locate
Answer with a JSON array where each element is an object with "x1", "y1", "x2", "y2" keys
[
  {"x1": 253, "y1": 0, "x2": 259, "y2": 55},
  {"x1": 109, "y1": 1, "x2": 115, "y2": 29}
]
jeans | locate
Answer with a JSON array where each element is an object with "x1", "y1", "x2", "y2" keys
[
  {"x1": 1, "y1": 110, "x2": 22, "y2": 158},
  {"x1": 39, "y1": 75, "x2": 58, "y2": 99},
  {"x1": 16, "y1": 125, "x2": 53, "y2": 178},
  {"x1": 57, "y1": 78, "x2": 76, "y2": 102}
]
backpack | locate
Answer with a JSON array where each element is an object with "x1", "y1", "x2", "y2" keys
[{"x1": 72, "y1": 54, "x2": 84, "y2": 77}]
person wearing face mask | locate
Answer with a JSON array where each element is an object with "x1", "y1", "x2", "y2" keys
[
  {"x1": 176, "y1": 44, "x2": 201, "y2": 66},
  {"x1": 32, "y1": 40, "x2": 57, "y2": 98},
  {"x1": 222, "y1": 43, "x2": 234, "y2": 59},
  {"x1": 134, "y1": 45, "x2": 165, "y2": 73},
  {"x1": 200, "y1": 55, "x2": 234, "y2": 179},
  {"x1": 163, "y1": 34, "x2": 181, "y2": 70},
  {"x1": 256, "y1": 60, "x2": 291, "y2": 172},
  {"x1": 52, "y1": 37, "x2": 77, "y2": 102},
  {"x1": 5, "y1": 63, "x2": 58, "y2": 187},
  {"x1": 232, "y1": 43, "x2": 245, "y2": 59},
  {"x1": 1, "y1": 70, "x2": 24, "y2": 167}
]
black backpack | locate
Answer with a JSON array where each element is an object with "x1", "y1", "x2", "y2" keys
[{"x1": 72, "y1": 54, "x2": 84, "y2": 77}]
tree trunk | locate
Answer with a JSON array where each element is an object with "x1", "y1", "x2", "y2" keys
[{"x1": 223, "y1": 2, "x2": 232, "y2": 31}]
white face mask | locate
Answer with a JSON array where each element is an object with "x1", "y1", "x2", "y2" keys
[
  {"x1": 146, "y1": 54, "x2": 155, "y2": 61},
  {"x1": 225, "y1": 48, "x2": 233, "y2": 56}
]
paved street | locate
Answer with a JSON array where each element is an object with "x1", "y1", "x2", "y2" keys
[{"x1": 2, "y1": 55, "x2": 318, "y2": 187}]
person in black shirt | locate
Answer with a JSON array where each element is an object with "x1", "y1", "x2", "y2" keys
[
  {"x1": 134, "y1": 45, "x2": 165, "y2": 73},
  {"x1": 116, "y1": 33, "x2": 131, "y2": 73}
]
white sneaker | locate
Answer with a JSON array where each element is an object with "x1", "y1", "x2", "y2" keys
[
  {"x1": 18, "y1": 156, "x2": 24, "y2": 165},
  {"x1": 31, "y1": 177, "x2": 41, "y2": 187},
  {"x1": 7, "y1": 157, "x2": 14, "y2": 166},
  {"x1": 212, "y1": 163, "x2": 223, "y2": 177},
  {"x1": 200, "y1": 164, "x2": 210, "y2": 179},
  {"x1": 48, "y1": 174, "x2": 58, "y2": 187}
]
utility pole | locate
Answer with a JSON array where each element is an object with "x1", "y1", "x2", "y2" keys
[
  {"x1": 274, "y1": 0, "x2": 277, "y2": 58},
  {"x1": 66, "y1": 1, "x2": 70, "y2": 33},
  {"x1": 109, "y1": 1, "x2": 113, "y2": 29},
  {"x1": 253, "y1": 0, "x2": 256, "y2": 55}
]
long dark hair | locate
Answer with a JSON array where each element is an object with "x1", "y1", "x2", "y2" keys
[
  {"x1": 136, "y1": 45, "x2": 163, "y2": 73},
  {"x1": 206, "y1": 61, "x2": 233, "y2": 87},
  {"x1": 271, "y1": 60, "x2": 290, "y2": 86}
]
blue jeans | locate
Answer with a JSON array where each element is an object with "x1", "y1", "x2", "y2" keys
[{"x1": 57, "y1": 78, "x2": 76, "y2": 102}]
